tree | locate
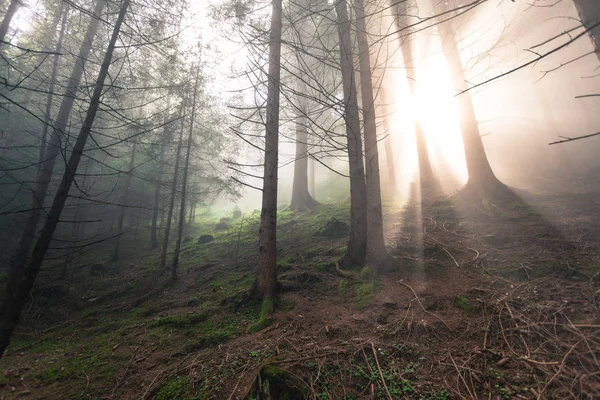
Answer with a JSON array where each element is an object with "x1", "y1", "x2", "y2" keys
[
  {"x1": 336, "y1": 0, "x2": 368, "y2": 267},
  {"x1": 354, "y1": 0, "x2": 390, "y2": 271},
  {"x1": 112, "y1": 140, "x2": 137, "y2": 261},
  {"x1": 435, "y1": 2, "x2": 511, "y2": 200},
  {"x1": 0, "y1": 0, "x2": 131, "y2": 358},
  {"x1": 160, "y1": 100, "x2": 186, "y2": 270},
  {"x1": 0, "y1": 0, "x2": 20, "y2": 45},
  {"x1": 172, "y1": 62, "x2": 202, "y2": 281},
  {"x1": 289, "y1": 81, "x2": 317, "y2": 211},
  {"x1": 573, "y1": 0, "x2": 600, "y2": 59},
  {"x1": 392, "y1": 1, "x2": 436, "y2": 193},
  {"x1": 248, "y1": 0, "x2": 283, "y2": 334}
]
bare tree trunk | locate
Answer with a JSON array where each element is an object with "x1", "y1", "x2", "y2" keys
[
  {"x1": 336, "y1": 0, "x2": 368, "y2": 267},
  {"x1": 0, "y1": 0, "x2": 20, "y2": 45},
  {"x1": 573, "y1": 0, "x2": 600, "y2": 60},
  {"x1": 134, "y1": 182, "x2": 144, "y2": 241},
  {"x1": 39, "y1": 3, "x2": 68, "y2": 164},
  {"x1": 289, "y1": 103, "x2": 317, "y2": 211},
  {"x1": 113, "y1": 141, "x2": 137, "y2": 261},
  {"x1": 0, "y1": 0, "x2": 130, "y2": 358},
  {"x1": 309, "y1": 154, "x2": 316, "y2": 199},
  {"x1": 150, "y1": 122, "x2": 169, "y2": 249},
  {"x1": 248, "y1": 0, "x2": 282, "y2": 334},
  {"x1": 392, "y1": 1, "x2": 435, "y2": 191},
  {"x1": 354, "y1": 0, "x2": 389, "y2": 271},
  {"x1": 0, "y1": 0, "x2": 106, "y2": 343},
  {"x1": 380, "y1": 88, "x2": 398, "y2": 197},
  {"x1": 160, "y1": 102, "x2": 186, "y2": 270},
  {"x1": 436, "y1": 15, "x2": 508, "y2": 198},
  {"x1": 172, "y1": 63, "x2": 201, "y2": 281}
]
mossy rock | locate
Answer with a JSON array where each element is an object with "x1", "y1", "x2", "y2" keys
[
  {"x1": 197, "y1": 234, "x2": 214, "y2": 244},
  {"x1": 215, "y1": 222, "x2": 230, "y2": 231}
]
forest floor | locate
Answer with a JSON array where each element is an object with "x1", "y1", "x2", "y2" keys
[{"x1": 0, "y1": 189, "x2": 599, "y2": 399}]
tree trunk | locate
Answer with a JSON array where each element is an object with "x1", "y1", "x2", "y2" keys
[
  {"x1": 160, "y1": 102, "x2": 186, "y2": 270},
  {"x1": 0, "y1": 0, "x2": 20, "y2": 45},
  {"x1": 380, "y1": 89, "x2": 398, "y2": 197},
  {"x1": 436, "y1": 15, "x2": 507, "y2": 198},
  {"x1": 112, "y1": 141, "x2": 137, "y2": 261},
  {"x1": 39, "y1": 3, "x2": 68, "y2": 165},
  {"x1": 0, "y1": 0, "x2": 130, "y2": 358},
  {"x1": 172, "y1": 63, "x2": 201, "y2": 281},
  {"x1": 336, "y1": 0, "x2": 368, "y2": 267},
  {"x1": 354, "y1": 0, "x2": 389, "y2": 270},
  {"x1": 248, "y1": 0, "x2": 282, "y2": 334},
  {"x1": 150, "y1": 121, "x2": 170, "y2": 249},
  {"x1": 289, "y1": 103, "x2": 317, "y2": 211},
  {"x1": 573, "y1": 0, "x2": 600, "y2": 60},
  {"x1": 0, "y1": 0, "x2": 106, "y2": 345}
]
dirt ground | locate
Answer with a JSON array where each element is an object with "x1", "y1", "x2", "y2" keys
[{"x1": 0, "y1": 190, "x2": 599, "y2": 399}]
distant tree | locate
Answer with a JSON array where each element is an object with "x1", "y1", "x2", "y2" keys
[
  {"x1": 0, "y1": 0, "x2": 20, "y2": 45},
  {"x1": 172, "y1": 61, "x2": 202, "y2": 281},
  {"x1": 112, "y1": 140, "x2": 137, "y2": 261}
]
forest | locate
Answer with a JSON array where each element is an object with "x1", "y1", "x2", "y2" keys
[{"x1": 0, "y1": 0, "x2": 599, "y2": 398}]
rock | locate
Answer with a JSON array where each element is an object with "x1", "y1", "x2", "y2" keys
[
  {"x1": 219, "y1": 217, "x2": 231, "y2": 223},
  {"x1": 90, "y1": 263, "x2": 105, "y2": 276},
  {"x1": 215, "y1": 222, "x2": 230, "y2": 231},
  {"x1": 183, "y1": 236, "x2": 192, "y2": 244},
  {"x1": 197, "y1": 234, "x2": 214, "y2": 244},
  {"x1": 315, "y1": 217, "x2": 349, "y2": 238},
  {"x1": 233, "y1": 209, "x2": 242, "y2": 219}
]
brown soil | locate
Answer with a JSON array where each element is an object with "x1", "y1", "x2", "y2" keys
[{"x1": 0, "y1": 192, "x2": 599, "y2": 399}]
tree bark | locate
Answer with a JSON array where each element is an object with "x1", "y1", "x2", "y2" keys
[
  {"x1": 160, "y1": 101, "x2": 186, "y2": 270},
  {"x1": 354, "y1": 0, "x2": 388, "y2": 270},
  {"x1": 112, "y1": 141, "x2": 137, "y2": 261},
  {"x1": 0, "y1": 0, "x2": 130, "y2": 358},
  {"x1": 248, "y1": 0, "x2": 282, "y2": 333},
  {"x1": 573, "y1": 0, "x2": 600, "y2": 60},
  {"x1": 150, "y1": 119, "x2": 170, "y2": 249},
  {"x1": 0, "y1": 0, "x2": 106, "y2": 345},
  {"x1": 0, "y1": 0, "x2": 20, "y2": 45},
  {"x1": 436, "y1": 15, "x2": 506, "y2": 197},
  {"x1": 172, "y1": 63, "x2": 201, "y2": 281},
  {"x1": 336, "y1": 0, "x2": 368, "y2": 267},
  {"x1": 289, "y1": 103, "x2": 317, "y2": 211},
  {"x1": 38, "y1": 2, "x2": 68, "y2": 165}
]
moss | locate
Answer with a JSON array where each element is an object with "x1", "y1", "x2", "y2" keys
[
  {"x1": 360, "y1": 267, "x2": 372, "y2": 280},
  {"x1": 315, "y1": 261, "x2": 335, "y2": 272},
  {"x1": 149, "y1": 312, "x2": 210, "y2": 329},
  {"x1": 277, "y1": 259, "x2": 293, "y2": 271},
  {"x1": 155, "y1": 376, "x2": 192, "y2": 400},
  {"x1": 247, "y1": 297, "x2": 273, "y2": 333},
  {"x1": 454, "y1": 295, "x2": 474, "y2": 314},
  {"x1": 355, "y1": 282, "x2": 376, "y2": 308}
]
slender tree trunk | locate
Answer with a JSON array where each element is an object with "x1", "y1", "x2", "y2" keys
[
  {"x1": 354, "y1": 0, "x2": 389, "y2": 270},
  {"x1": 160, "y1": 102, "x2": 186, "y2": 269},
  {"x1": 0, "y1": 0, "x2": 130, "y2": 358},
  {"x1": 392, "y1": 1, "x2": 435, "y2": 190},
  {"x1": 336, "y1": 0, "x2": 368, "y2": 267},
  {"x1": 150, "y1": 122, "x2": 169, "y2": 249},
  {"x1": 0, "y1": 0, "x2": 106, "y2": 341},
  {"x1": 381, "y1": 90, "x2": 398, "y2": 197},
  {"x1": 309, "y1": 155, "x2": 315, "y2": 199},
  {"x1": 573, "y1": 0, "x2": 600, "y2": 60},
  {"x1": 134, "y1": 183, "x2": 144, "y2": 241},
  {"x1": 0, "y1": 0, "x2": 20, "y2": 45},
  {"x1": 172, "y1": 63, "x2": 201, "y2": 281},
  {"x1": 248, "y1": 0, "x2": 282, "y2": 334},
  {"x1": 113, "y1": 141, "x2": 137, "y2": 261},
  {"x1": 289, "y1": 102, "x2": 317, "y2": 211},
  {"x1": 39, "y1": 3, "x2": 68, "y2": 164},
  {"x1": 436, "y1": 15, "x2": 506, "y2": 197}
]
